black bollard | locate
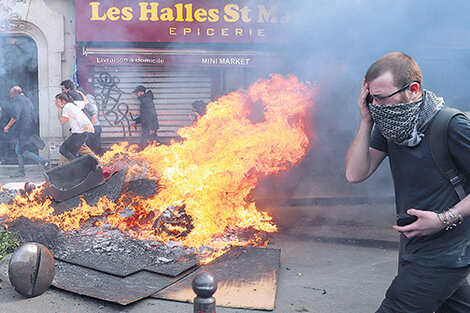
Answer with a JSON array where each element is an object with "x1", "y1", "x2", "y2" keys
[{"x1": 192, "y1": 271, "x2": 217, "y2": 313}]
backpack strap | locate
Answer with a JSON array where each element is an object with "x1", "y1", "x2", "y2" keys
[{"x1": 429, "y1": 108, "x2": 467, "y2": 200}]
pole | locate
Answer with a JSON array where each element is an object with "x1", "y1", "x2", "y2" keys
[{"x1": 192, "y1": 271, "x2": 217, "y2": 313}]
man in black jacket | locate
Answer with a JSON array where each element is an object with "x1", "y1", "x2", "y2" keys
[
  {"x1": 131, "y1": 85, "x2": 159, "y2": 148},
  {"x1": 3, "y1": 86, "x2": 48, "y2": 177}
]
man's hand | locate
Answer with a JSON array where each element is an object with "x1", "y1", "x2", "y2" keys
[
  {"x1": 393, "y1": 209, "x2": 445, "y2": 238},
  {"x1": 3, "y1": 126, "x2": 9, "y2": 133},
  {"x1": 358, "y1": 79, "x2": 372, "y2": 123}
]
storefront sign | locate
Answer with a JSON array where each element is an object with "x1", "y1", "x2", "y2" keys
[
  {"x1": 76, "y1": 1, "x2": 290, "y2": 43},
  {"x1": 86, "y1": 51, "x2": 280, "y2": 68}
]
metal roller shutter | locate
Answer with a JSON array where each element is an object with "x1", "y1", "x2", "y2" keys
[{"x1": 91, "y1": 65, "x2": 212, "y2": 147}]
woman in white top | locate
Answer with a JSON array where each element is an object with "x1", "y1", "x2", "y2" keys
[{"x1": 55, "y1": 92, "x2": 94, "y2": 161}]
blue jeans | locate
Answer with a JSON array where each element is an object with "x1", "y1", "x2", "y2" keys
[{"x1": 15, "y1": 140, "x2": 46, "y2": 173}]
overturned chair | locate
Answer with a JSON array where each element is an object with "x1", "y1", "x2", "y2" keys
[{"x1": 44, "y1": 154, "x2": 105, "y2": 202}]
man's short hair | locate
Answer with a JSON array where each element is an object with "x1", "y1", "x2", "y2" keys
[
  {"x1": 365, "y1": 52, "x2": 423, "y2": 92},
  {"x1": 60, "y1": 79, "x2": 75, "y2": 91}
]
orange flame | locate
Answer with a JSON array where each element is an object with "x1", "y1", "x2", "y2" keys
[{"x1": 0, "y1": 74, "x2": 316, "y2": 262}]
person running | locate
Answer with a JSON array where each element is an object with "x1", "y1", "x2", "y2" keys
[
  {"x1": 55, "y1": 92, "x2": 94, "y2": 161},
  {"x1": 3, "y1": 86, "x2": 48, "y2": 177}
]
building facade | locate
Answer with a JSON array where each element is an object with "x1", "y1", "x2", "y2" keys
[{"x1": 0, "y1": 0, "x2": 288, "y2": 163}]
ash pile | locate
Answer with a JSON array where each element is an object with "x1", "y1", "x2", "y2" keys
[
  {"x1": 51, "y1": 227, "x2": 199, "y2": 278},
  {"x1": 54, "y1": 230, "x2": 189, "y2": 265}
]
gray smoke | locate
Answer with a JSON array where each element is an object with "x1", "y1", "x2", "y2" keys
[{"x1": 254, "y1": 0, "x2": 470, "y2": 201}]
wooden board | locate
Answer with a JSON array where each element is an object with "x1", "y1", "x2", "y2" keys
[{"x1": 152, "y1": 247, "x2": 280, "y2": 310}]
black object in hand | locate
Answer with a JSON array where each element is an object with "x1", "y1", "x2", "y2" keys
[{"x1": 396, "y1": 213, "x2": 418, "y2": 226}]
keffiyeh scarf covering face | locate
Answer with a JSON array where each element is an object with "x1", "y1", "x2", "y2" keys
[{"x1": 368, "y1": 89, "x2": 444, "y2": 147}]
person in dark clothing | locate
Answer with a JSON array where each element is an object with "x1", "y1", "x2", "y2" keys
[
  {"x1": 131, "y1": 85, "x2": 159, "y2": 148},
  {"x1": 345, "y1": 52, "x2": 470, "y2": 313},
  {"x1": 3, "y1": 86, "x2": 49, "y2": 176},
  {"x1": 3, "y1": 86, "x2": 48, "y2": 177}
]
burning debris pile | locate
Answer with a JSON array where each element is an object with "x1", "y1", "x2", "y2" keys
[
  {"x1": 0, "y1": 74, "x2": 316, "y2": 263},
  {"x1": 153, "y1": 204, "x2": 194, "y2": 238}
]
